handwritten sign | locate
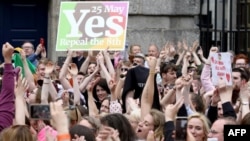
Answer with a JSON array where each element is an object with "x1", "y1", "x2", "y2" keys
[
  {"x1": 211, "y1": 53, "x2": 233, "y2": 86},
  {"x1": 56, "y1": 1, "x2": 129, "y2": 51}
]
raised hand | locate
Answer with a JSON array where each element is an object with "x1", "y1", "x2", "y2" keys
[
  {"x1": 168, "y1": 42, "x2": 176, "y2": 57},
  {"x1": 15, "y1": 68, "x2": 28, "y2": 97},
  {"x1": 108, "y1": 74, "x2": 117, "y2": 91},
  {"x1": 182, "y1": 40, "x2": 189, "y2": 52},
  {"x1": 165, "y1": 97, "x2": 184, "y2": 121},
  {"x1": 190, "y1": 40, "x2": 199, "y2": 53},
  {"x1": 197, "y1": 46, "x2": 203, "y2": 57},
  {"x1": 97, "y1": 126, "x2": 120, "y2": 141},
  {"x1": 88, "y1": 50, "x2": 94, "y2": 58},
  {"x1": 146, "y1": 130, "x2": 155, "y2": 141},
  {"x1": 86, "y1": 77, "x2": 100, "y2": 92},
  {"x1": 159, "y1": 48, "x2": 167, "y2": 60},
  {"x1": 96, "y1": 52, "x2": 105, "y2": 64},
  {"x1": 50, "y1": 100, "x2": 69, "y2": 134},
  {"x1": 2, "y1": 42, "x2": 14, "y2": 63},
  {"x1": 20, "y1": 50, "x2": 27, "y2": 60},
  {"x1": 103, "y1": 46, "x2": 110, "y2": 56},
  {"x1": 35, "y1": 44, "x2": 43, "y2": 55},
  {"x1": 146, "y1": 56, "x2": 157, "y2": 72},
  {"x1": 45, "y1": 61, "x2": 55, "y2": 74},
  {"x1": 67, "y1": 49, "x2": 77, "y2": 58},
  {"x1": 68, "y1": 63, "x2": 78, "y2": 76}
]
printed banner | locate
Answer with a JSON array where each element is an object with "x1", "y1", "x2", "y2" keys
[
  {"x1": 211, "y1": 53, "x2": 233, "y2": 86},
  {"x1": 56, "y1": 1, "x2": 129, "y2": 51}
]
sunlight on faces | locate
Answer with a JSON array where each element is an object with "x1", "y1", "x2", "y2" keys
[
  {"x1": 136, "y1": 114, "x2": 154, "y2": 139},
  {"x1": 235, "y1": 59, "x2": 247, "y2": 68},
  {"x1": 36, "y1": 63, "x2": 46, "y2": 79},
  {"x1": 232, "y1": 71, "x2": 242, "y2": 88},
  {"x1": 100, "y1": 99, "x2": 110, "y2": 114},
  {"x1": 22, "y1": 42, "x2": 34, "y2": 56},
  {"x1": 207, "y1": 119, "x2": 225, "y2": 141},
  {"x1": 87, "y1": 63, "x2": 96, "y2": 75},
  {"x1": 148, "y1": 45, "x2": 159, "y2": 57},
  {"x1": 133, "y1": 57, "x2": 144, "y2": 66},
  {"x1": 164, "y1": 70, "x2": 177, "y2": 83},
  {"x1": 131, "y1": 46, "x2": 141, "y2": 55},
  {"x1": 187, "y1": 118, "x2": 206, "y2": 141},
  {"x1": 76, "y1": 74, "x2": 84, "y2": 85},
  {"x1": 96, "y1": 85, "x2": 108, "y2": 102}
]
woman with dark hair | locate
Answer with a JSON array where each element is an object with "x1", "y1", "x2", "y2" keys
[
  {"x1": 92, "y1": 78, "x2": 110, "y2": 110},
  {"x1": 69, "y1": 125, "x2": 96, "y2": 141},
  {"x1": 100, "y1": 113, "x2": 137, "y2": 141}
]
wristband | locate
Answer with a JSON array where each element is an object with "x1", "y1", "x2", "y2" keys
[
  {"x1": 57, "y1": 134, "x2": 70, "y2": 141},
  {"x1": 241, "y1": 101, "x2": 249, "y2": 105},
  {"x1": 44, "y1": 76, "x2": 50, "y2": 79}
]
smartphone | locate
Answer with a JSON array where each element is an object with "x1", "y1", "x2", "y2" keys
[
  {"x1": 29, "y1": 104, "x2": 51, "y2": 120},
  {"x1": 40, "y1": 38, "x2": 44, "y2": 47},
  {"x1": 175, "y1": 116, "x2": 188, "y2": 141}
]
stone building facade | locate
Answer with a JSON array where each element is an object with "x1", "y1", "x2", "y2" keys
[{"x1": 47, "y1": 0, "x2": 200, "y2": 61}]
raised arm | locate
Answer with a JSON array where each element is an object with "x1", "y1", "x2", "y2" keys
[
  {"x1": 44, "y1": 61, "x2": 57, "y2": 101},
  {"x1": 79, "y1": 51, "x2": 93, "y2": 74},
  {"x1": 141, "y1": 57, "x2": 157, "y2": 119},
  {"x1": 0, "y1": 42, "x2": 16, "y2": 132},
  {"x1": 190, "y1": 40, "x2": 202, "y2": 66},
  {"x1": 20, "y1": 50, "x2": 36, "y2": 92},
  {"x1": 176, "y1": 41, "x2": 186, "y2": 66},
  {"x1": 200, "y1": 47, "x2": 218, "y2": 93},
  {"x1": 103, "y1": 48, "x2": 115, "y2": 76},
  {"x1": 164, "y1": 97, "x2": 184, "y2": 141},
  {"x1": 217, "y1": 78, "x2": 236, "y2": 118},
  {"x1": 97, "y1": 52, "x2": 112, "y2": 83},
  {"x1": 79, "y1": 62, "x2": 100, "y2": 93},
  {"x1": 67, "y1": 63, "x2": 81, "y2": 105},
  {"x1": 15, "y1": 71, "x2": 28, "y2": 125},
  {"x1": 59, "y1": 50, "x2": 73, "y2": 90},
  {"x1": 87, "y1": 78, "x2": 100, "y2": 117},
  {"x1": 114, "y1": 73, "x2": 126, "y2": 100},
  {"x1": 181, "y1": 52, "x2": 191, "y2": 76},
  {"x1": 160, "y1": 88, "x2": 176, "y2": 106}
]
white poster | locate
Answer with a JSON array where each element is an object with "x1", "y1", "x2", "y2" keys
[{"x1": 210, "y1": 53, "x2": 232, "y2": 86}]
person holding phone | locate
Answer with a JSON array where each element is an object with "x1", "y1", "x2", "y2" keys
[{"x1": 21, "y1": 39, "x2": 46, "y2": 67}]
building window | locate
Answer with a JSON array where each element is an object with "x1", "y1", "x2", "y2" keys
[{"x1": 239, "y1": 0, "x2": 250, "y2": 28}]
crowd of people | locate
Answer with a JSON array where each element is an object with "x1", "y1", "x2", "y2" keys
[{"x1": 0, "y1": 40, "x2": 249, "y2": 141}]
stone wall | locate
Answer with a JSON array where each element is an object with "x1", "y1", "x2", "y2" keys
[{"x1": 48, "y1": 0, "x2": 200, "y2": 61}]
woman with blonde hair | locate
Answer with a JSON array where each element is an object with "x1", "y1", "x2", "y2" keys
[
  {"x1": 187, "y1": 113, "x2": 211, "y2": 141},
  {"x1": 0, "y1": 125, "x2": 35, "y2": 141}
]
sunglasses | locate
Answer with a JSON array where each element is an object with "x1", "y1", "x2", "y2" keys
[{"x1": 121, "y1": 68, "x2": 128, "y2": 72}]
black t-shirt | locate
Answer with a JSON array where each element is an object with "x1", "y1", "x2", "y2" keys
[{"x1": 121, "y1": 65, "x2": 161, "y2": 113}]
